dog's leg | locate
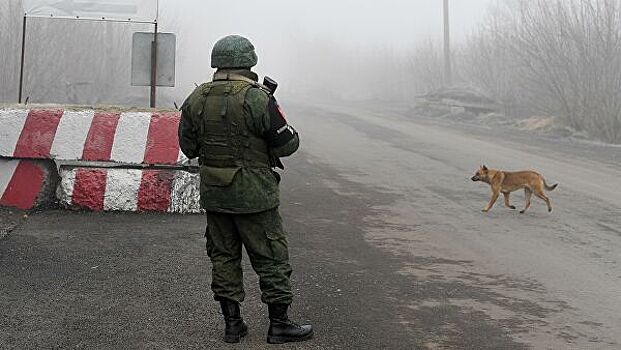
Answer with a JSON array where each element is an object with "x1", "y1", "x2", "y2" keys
[
  {"x1": 534, "y1": 187, "x2": 552, "y2": 212},
  {"x1": 520, "y1": 188, "x2": 532, "y2": 214},
  {"x1": 483, "y1": 190, "x2": 500, "y2": 212},
  {"x1": 503, "y1": 192, "x2": 516, "y2": 210}
]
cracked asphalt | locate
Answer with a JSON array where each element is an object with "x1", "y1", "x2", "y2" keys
[{"x1": 2, "y1": 102, "x2": 621, "y2": 349}]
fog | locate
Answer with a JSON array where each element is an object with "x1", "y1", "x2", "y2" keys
[
  {"x1": 160, "y1": 0, "x2": 490, "y2": 90},
  {"x1": 0, "y1": 0, "x2": 492, "y2": 105},
  {"x1": 2, "y1": 0, "x2": 621, "y2": 143},
  {"x1": 161, "y1": 0, "x2": 492, "y2": 102}
]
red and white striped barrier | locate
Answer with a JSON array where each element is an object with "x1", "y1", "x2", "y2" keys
[
  {"x1": 0, "y1": 107, "x2": 203, "y2": 213},
  {"x1": 0, "y1": 159, "x2": 55, "y2": 210},
  {"x1": 57, "y1": 167, "x2": 201, "y2": 213},
  {"x1": 0, "y1": 109, "x2": 186, "y2": 165}
]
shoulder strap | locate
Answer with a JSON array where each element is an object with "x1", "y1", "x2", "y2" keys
[{"x1": 212, "y1": 72, "x2": 272, "y2": 95}]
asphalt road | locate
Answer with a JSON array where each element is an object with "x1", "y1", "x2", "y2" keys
[{"x1": 2, "y1": 102, "x2": 621, "y2": 349}]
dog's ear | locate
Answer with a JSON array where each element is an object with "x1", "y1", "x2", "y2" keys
[{"x1": 482, "y1": 165, "x2": 488, "y2": 171}]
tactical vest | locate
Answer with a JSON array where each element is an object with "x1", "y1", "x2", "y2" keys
[{"x1": 198, "y1": 77, "x2": 270, "y2": 168}]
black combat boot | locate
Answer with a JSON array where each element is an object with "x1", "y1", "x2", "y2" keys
[
  {"x1": 266, "y1": 303, "x2": 313, "y2": 344},
  {"x1": 219, "y1": 299, "x2": 248, "y2": 343}
]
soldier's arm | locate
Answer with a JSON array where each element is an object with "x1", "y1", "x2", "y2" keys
[
  {"x1": 245, "y1": 88, "x2": 299, "y2": 157},
  {"x1": 264, "y1": 96, "x2": 299, "y2": 158},
  {"x1": 178, "y1": 90, "x2": 202, "y2": 159}
]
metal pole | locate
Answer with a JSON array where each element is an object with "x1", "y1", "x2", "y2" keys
[
  {"x1": 150, "y1": 21, "x2": 158, "y2": 108},
  {"x1": 443, "y1": 0, "x2": 452, "y2": 86},
  {"x1": 18, "y1": 15, "x2": 27, "y2": 104}
]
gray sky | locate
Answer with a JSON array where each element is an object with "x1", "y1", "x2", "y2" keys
[
  {"x1": 160, "y1": 0, "x2": 494, "y2": 48},
  {"x1": 157, "y1": 0, "x2": 495, "y2": 96},
  {"x1": 1, "y1": 0, "x2": 498, "y2": 104}
]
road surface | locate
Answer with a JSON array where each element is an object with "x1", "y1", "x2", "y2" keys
[{"x1": 2, "y1": 102, "x2": 620, "y2": 349}]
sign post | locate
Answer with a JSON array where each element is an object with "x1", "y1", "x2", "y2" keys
[
  {"x1": 18, "y1": 15, "x2": 27, "y2": 104},
  {"x1": 150, "y1": 21, "x2": 158, "y2": 108},
  {"x1": 22, "y1": 0, "x2": 158, "y2": 22},
  {"x1": 19, "y1": 0, "x2": 159, "y2": 106},
  {"x1": 130, "y1": 32, "x2": 176, "y2": 91}
]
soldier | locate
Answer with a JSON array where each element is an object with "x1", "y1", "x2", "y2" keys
[{"x1": 178, "y1": 35, "x2": 313, "y2": 344}]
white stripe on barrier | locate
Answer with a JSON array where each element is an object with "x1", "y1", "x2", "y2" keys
[
  {"x1": 56, "y1": 166, "x2": 202, "y2": 213},
  {"x1": 0, "y1": 159, "x2": 20, "y2": 197},
  {"x1": 103, "y1": 169, "x2": 143, "y2": 211},
  {"x1": 50, "y1": 110, "x2": 95, "y2": 160},
  {"x1": 0, "y1": 109, "x2": 29, "y2": 156},
  {"x1": 177, "y1": 149, "x2": 188, "y2": 163},
  {"x1": 110, "y1": 112, "x2": 151, "y2": 164},
  {"x1": 57, "y1": 168, "x2": 77, "y2": 205},
  {"x1": 168, "y1": 170, "x2": 201, "y2": 214}
]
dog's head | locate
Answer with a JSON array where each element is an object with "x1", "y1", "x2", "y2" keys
[{"x1": 471, "y1": 165, "x2": 489, "y2": 182}]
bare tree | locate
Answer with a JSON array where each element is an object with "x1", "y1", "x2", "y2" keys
[
  {"x1": 461, "y1": 0, "x2": 621, "y2": 143},
  {"x1": 407, "y1": 40, "x2": 445, "y2": 95}
]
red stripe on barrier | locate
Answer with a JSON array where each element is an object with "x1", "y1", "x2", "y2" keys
[
  {"x1": 136, "y1": 170, "x2": 174, "y2": 212},
  {"x1": 0, "y1": 161, "x2": 45, "y2": 210},
  {"x1": 144, "y1": 112, "x2": 181, "y2": 165},
  {"x1": 13, "y1": 109, "x2": 64, "y2": 158},
  {"x1": 82, "y1": 112, "x2": 121, "y2": 161},
  {"x1": 71, "y1": 169, "x2": 107, "y2": 211}
]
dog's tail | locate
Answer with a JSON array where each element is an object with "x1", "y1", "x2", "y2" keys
[{"x1": 543, "y1": 178, "x2": 558, "y2": 191}]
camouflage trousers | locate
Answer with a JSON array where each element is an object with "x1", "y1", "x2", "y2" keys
[{"x1": 205, "y1": 208, "x2": 293, "y2": 305}]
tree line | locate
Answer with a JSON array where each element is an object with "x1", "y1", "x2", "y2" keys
[
  {"x1": 2, "y1": 0, "x2": 620, "y2": 143},
  {"x1": 315, "y1": 0, "x2": 621, "y2": 143},
  {"x1": 437, "y1": 0, "x2": 621, "y2": 143}
]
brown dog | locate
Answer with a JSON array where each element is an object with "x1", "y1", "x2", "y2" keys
[{"x1": 471, "y1": 165, "x2": 558, "y2": 213}]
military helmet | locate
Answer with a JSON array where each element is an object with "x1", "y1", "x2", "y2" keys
[{"x1": 211, "y1": 35, "x2": 258, "y2": 69}]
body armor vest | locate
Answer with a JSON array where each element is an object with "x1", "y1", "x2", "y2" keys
[{"x1": 199, "y1": 79, "x2": 270, "y2": 168}]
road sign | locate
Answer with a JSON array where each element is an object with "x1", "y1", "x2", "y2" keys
[
  {"x1": 131, "y1": 32, "x2": 176, "y2": 87},
  {"x1": 23, "y1": 0, "x2": 158, "y2": 23}
]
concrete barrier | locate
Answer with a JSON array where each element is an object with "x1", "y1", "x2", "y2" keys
[
  {"x1": 57, "y1": 167, "x2": 201, "y2": 213},
  {"x1": 0, "y1": 158, "x2": 58, "y2": 210},
  {"x1": 0, "y1": 108, "x2": 187, "y2": 165},
  {"x1": 1, "y1": 107, "x2": 201, "y2": 213}
]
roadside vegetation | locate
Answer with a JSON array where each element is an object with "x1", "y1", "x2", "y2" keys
[
  {"x1": 303, "y1": 0, "x2": 621, "y2": 144},
  {"x1": 2, "y1": 0, "x2": 620, "y2": 143},
  {"x1": 464, "y1": 0, "x2": 621, "y2": 144},
  {"x1": 421, "y1": 0, "x2": 621, "y2": 144}
]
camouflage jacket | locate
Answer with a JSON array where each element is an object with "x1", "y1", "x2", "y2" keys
[{"x1": 179, "y1": 69, "x2": 299, "y2": 213}]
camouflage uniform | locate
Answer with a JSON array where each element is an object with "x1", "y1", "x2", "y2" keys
[
  {"x1": 179, "y1": 67, "x2": 299, "y2": 304},
  {"x1": 179, "y1": 35, "x2": 312, "y2": 344}
]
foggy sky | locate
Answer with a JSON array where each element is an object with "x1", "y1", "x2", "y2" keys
[
  {"x1": 160, "y1": 0, "x2": 493, "y2": 48},
  {"x1": 157, "y1": 0, "x2": 494, "y2": 99},
  {"x1": 1, "y1": 0, "x2": 496, "y2": 105}
]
